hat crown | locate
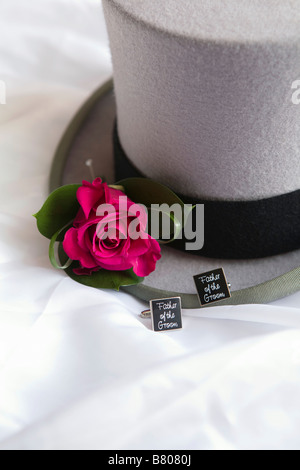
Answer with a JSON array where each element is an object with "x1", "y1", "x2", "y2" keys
[
  {"x1": 110, "y1": 0, "x2": 300, "y2": 43},
  {"x1": 103, "y1": 0, "x2": 300, "y2": 201}
]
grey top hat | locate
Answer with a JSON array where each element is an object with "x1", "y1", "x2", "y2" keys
[{"x1": 50, "y1": 0, "x2": 300, "y2": 307}]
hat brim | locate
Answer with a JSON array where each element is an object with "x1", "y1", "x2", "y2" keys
[{"x1": 50, "y1": 79, "x2": 300, "y2": 308}]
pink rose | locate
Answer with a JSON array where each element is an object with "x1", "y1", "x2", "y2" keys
[{"x1": 63, "y1": 178, "x2": 161, "y2": 277}]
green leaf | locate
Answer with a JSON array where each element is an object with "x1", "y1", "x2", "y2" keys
[
  {"x1": 117, "y1": 177, "x2": 185, "y2": 209},
  {"x1": 34, "y1": 184, "x2": 80, "y2": 241},
  {"x1": 117, "y1": 177, "x2": 189, "y2": 243},
  {"x1": 49, "y1": 222, "x2": 73, "y2": 270},
  {"x1": 148, "y1": 207, "x2": 183, "y2": 245},
  {"x1": 66, "y1": 266, "x2": 145, "y2": 291},
  {"x1": 108, "y1": 184, "x2": 125, "y2": 192},
  {"x1": 58, "y1": 244, "x2": 144, "y2": 291}
]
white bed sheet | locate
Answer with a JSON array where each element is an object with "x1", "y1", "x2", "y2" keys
[{"x1": 0, "y1": 0, "x2": 299, "y2": 450}]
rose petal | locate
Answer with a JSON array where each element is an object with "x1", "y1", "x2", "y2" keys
[
  {"x1": 66, "y1": 179, "x2": 161, "y2": 279},
  {"x1": 73, "y1": 207, "x2": 86, "y2": 227},
  {"x1": 131, "y1": 237, "x2": 161, "y2": 277},
  {"x1": 95, "y1": 231, "x2": 127, "y2": 260},
  {"x1": 127, "y1": 236, "x2": 150, "y2": 257},
  {"x1": 127, "y1": 204, "x2": 148, "y2": 233},
  {"x1": 104, "y1": 184, "x2": 131, "y2": 207},
  {"x1": 77, "y1": 221, "x2": 98, "y2": 251},
  {"x1": 73, "y1": 266, "x2": 101, "y2": 276},
  {"x1": 77, "y1": 179, "x2": 105, "y2": 219},
  {"x1": 97, "y1": 256, "x2": 133, "y2": 272},
  {"x1": 63, "y1": 227, "x2": 97, "y2": 269}
]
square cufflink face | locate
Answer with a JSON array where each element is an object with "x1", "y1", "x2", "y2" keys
[
  {"x1": 193, "y1": 268, "x2": 231, "y2": 306},
  {"x1": 149, "y1": 297, "x2": 182, "y2": 332}
]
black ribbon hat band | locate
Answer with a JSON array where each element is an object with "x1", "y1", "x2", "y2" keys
[{"x1": 113, "y1": 124, "x2": 300, "y2": 260}]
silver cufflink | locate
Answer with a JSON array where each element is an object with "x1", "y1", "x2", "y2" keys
[{"x1": 140, "y1": 297, "x2": 182, "y2": 332}]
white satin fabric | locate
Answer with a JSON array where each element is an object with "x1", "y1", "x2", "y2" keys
[{"x1": 0, "y1": 0, "x2": 300, "y2": 450}]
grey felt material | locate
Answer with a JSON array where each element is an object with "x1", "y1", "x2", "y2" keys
[
  {"x1": 103, "y1": 0, "x2": 300, "y2": 201},
  {"x1": 108, "y1": 0, "x2": 300, "y2": 43}
]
